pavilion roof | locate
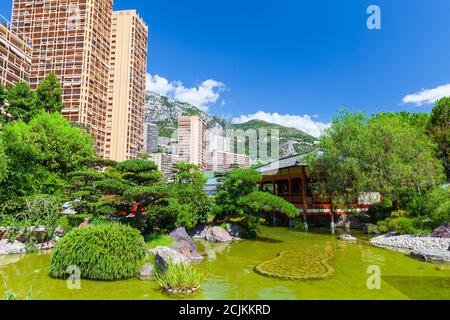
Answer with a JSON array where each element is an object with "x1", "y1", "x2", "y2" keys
[{"x1": 255, "y1": 149, "x2": 323, "y2": 176}]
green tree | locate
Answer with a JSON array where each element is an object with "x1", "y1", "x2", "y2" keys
[
  {"x1": 170, "y1": 163, "x2": 210, "y2": 229},
  {"x1": 0, "y1": 112, "x2": 95, "y2": 202},
  {"x1": 211, "y1": 169, "x2": 299, "y2": 237},
  {"x1": 0, "y1": 137, "x2": 7, "y2": 182},
  {"x1": 36, "y1": 73, "x2": 65, "y2": 113},
  {"x1": 308, "y1": 111, "x2": 445, "y2": 221},
  {"x1": 0, "y1": 84, "x2": 6, "y2": 125},
  {"x1": 5, "y1": 82, "x2": 39, "y2": 123},
  {"x1": 429, "y1": 97, "x2": 450, "y2": 180}
]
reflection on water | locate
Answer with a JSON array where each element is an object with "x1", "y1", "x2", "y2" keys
[{"x1": 0, "y1": 227, "x2": 449, "y2": 300}]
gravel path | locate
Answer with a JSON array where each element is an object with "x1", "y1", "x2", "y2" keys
[{"x1": 370, "y1": 234, "x2": 450, "y2": 252}]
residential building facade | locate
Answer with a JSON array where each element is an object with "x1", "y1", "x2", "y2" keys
[
  {"x1": 207, "y1": 123, "x2": 231, "y2": 153},
  {"x1": 207, "y1": 150, "x2": 250, "y2": 172},
  {"x1": 0, "y1": 15, "x2": 31, "y2": 87},
  {"x1": 107, "y1": 10, "x2": 148, "y2": 161},
  {"x1": 178, "y1": 116, "x2": 207, "y2": 171},
  {"x1": 177, "y1": 115, "x2": 207, "y2": 171},
  {"x1": 11, "y1": 0, "x2": 113, "y2": 156},
  {"x1": 144, "y1": 123, "x2": 159, "y2": 153},
  {"x1": 150, "y1": 153, "x2": 179, "y2": 180}
]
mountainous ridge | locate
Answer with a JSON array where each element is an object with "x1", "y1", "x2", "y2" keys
[{"x1": 145, "y1": 91, "x2": 319, "y2": 155}]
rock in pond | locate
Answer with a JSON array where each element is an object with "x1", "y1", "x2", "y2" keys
[
  {"x1": 189, "y1": 225, "x2": 209, "y2": 240},
  {"x1": 0, "y1": 240, "x2": 26, "y2": 255},
  {"x1": 226, "y1": 223, "x2": 243, "y2": 239},
  {"x1": 206, "y1": 226, "x2": 232, "y2": 243},
  {"x1": 336, "y1": 215, "x2": 351, "y2": 231},
  {"x1": 171, "y1": 240, "x2": 203, "y2": 262},
  {"x1": 139, "y1": 263, "x2": 154, "y2": 280},
  {"x1": 410, "y1": 249, "x2": 450, "y2": 263},
  {"x1": 432, "y1": 223, "x2": 450, "y2": 239},
  {"x1": 170, "y1": 227, "x2": 203, "y2": 261},
  {"x1": 339, "y1": 234, "x2": 357, "y2": 242},
  {"x1": 149, "y1": 246, "x2": 189, "y2": 272}
]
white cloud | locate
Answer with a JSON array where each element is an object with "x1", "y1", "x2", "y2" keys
[
  {"x1": 146, "y1": 74, "x2": 226, "y2": 112},
  {"x1": 232, "y1": 111, "x2": 331, "y2": 138},
  {"x1": 146, "y1": 74, "x2": 174, "y2": 96},
  {"x1": 402, "y1": 83, "x2": 450, "y2": 106}
]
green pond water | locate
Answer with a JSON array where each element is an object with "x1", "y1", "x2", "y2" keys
[{"x1": 1, "y1": 227, "x2": 449, "y2": 300}]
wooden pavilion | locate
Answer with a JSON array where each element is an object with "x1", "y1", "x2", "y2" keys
[{"x1": 255, "y1": 151, "x2": 373, "y2": 222}]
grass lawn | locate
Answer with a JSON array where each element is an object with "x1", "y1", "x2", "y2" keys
[{"x1": 144, "y1": 233, "x2": 174, "y2": 249}]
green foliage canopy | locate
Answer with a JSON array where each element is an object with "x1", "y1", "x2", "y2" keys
[
  {"x1": 212, "y1": 169, "x2": 299, "y2": 237},
  {"x1": 36, "y1": 73, "x2": 65, "y2": 113},
  {"x1": 0, "y1": 112, "x2": 95, "y2": 202},
  {"x1": 308, "y1": 111, "x2": 445, "y2": 211}
]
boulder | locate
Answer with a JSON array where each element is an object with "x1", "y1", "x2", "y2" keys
[
  {"x1": 363, "y1": 223, "x2": 379, "y2": 235},
  {"x1": 53, "y1": 226, "x2": 65, "y2": 239},
  {"x1": 339, "y1": 234, "x2": 357, "y2": 242},
  {"x1": 0, "y1": 240, "x2": 26, "y2": 255},
  {"x1": 335, "y1": 215, "x2": 351, "y2": 231},
  {"x1": 79, "y1": 220, "x2": 91, "y2": 228},
  {"x1": 206, "y1": 226, "x2": 232, "y2": 243},
  {"x1": 17, "y1": 226, "x2": 48, "y2": 243},
  {"x1": 171, "y1": 240, "x2": 203, "y2": 262},
  {"x1": 149, "y1": 246, "x2": 189, "y2": 272},
  {"x1": 410, "y1": 249, "x2": 450, "y2": 263},
  {"x1": 432, "y1": 223, "x2": 450, "y2": 238},
  {"x1": 139, "y1": 263, "x2": 154, "y2": 280},
  {"x1": 170, "y1": 228, "x2": 204, "y2": 261},
  {"x1": 189, "y1": 225, "x2": 209, "y2": 240},
  {"x1": 0, "y1": 227, "x2": 8, "y2": 240},
  {"x1": 170, "y1": 227, "x2": 197, "y2": 252},
  {"x1": 37, "y1": 240, "x2": 56, "y2": 252},
  {"x1": 348, "y1": 213, "x2": 372, "y2": 230},
  {"x1": 226, "y1": 223, "x2": 243, "y2": 239}
]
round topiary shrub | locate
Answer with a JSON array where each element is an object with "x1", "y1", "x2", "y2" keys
[{"x1": 50, "y1": 223, "x2": 146, "y2": 281}]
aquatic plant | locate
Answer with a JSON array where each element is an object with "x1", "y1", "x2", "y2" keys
[
  {"x1": 50, "y1": 223, "x2": 146, "y2": 281},
  {"x1": 155, "y1": 261, "x2": 204, "y2": 294},
  {"x1": 255, "y1": 249, "x2": 335, "y2": 280}
]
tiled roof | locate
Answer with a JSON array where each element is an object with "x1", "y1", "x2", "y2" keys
[{"x1": 255, "y1": 149, "x2": 323, "y2": 175}]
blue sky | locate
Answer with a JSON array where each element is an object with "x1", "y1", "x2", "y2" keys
[{"x1": 1, "y1": 0, "x2": 450, "y2": 136}]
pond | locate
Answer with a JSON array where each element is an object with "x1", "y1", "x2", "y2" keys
[{"x1": 1, "y1": 227, "x2": 449, "y2": 300}]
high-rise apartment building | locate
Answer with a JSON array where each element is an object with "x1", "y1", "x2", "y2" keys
[
  {"x1": 150, "y1": 153, "x2": 179, "y2": 180},
  {"x1": 0, "y1": 16, "x2": 31, "y2": 88},
  {"x1": 207, "y1": 150, "x2": 250, "y2": 172},
  {"x1": 177, "y1": 115, "x2": 207, "y2": 171},
  {"x1": 11, "y1": 0, "x2": 113, "y2": 156},
  {"x1": 207, "y1": 124, "x2": 231, "y2": 153},
  {"x1": 106, "y1": 10, "x2": 148, "y2": 161},
  {"x1": 144, "y1": 123, "x2": 159, "y2": 153}
]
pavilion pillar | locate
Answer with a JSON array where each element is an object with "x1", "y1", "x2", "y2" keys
[{"x1": 300, "y1": 166, "x2": 309, "y2": 231}]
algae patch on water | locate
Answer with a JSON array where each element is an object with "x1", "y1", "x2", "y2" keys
[{"x1": 255, "y1": 249, "x2": 335, "y2": 280}]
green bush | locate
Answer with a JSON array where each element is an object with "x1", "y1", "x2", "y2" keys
[
  {"x1": 377, "y1": 217, "x2": 432, "y2": 235},
  {"x1": 368, "y1": 198, "x2": 393, "y2": 221},
  {"x1": 155, "y1": 261, "x2": 204, "y2": 293},
  {"x1": 50, "y1": 223, "x2": 146, "y2": 281},
  {"x1": 391, "y1": 210, "x2": 410, "y2": 218},
  {"x1": 426, "y1": 187, "x2": 450, "y2": 224},
  {"x1": 62, "y1": 214, "x2": 92, "y2": 229}
]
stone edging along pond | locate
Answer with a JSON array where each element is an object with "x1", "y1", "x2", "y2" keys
[{"x1": 255, "y1": 250, "x2": 335, "y2": 280}]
